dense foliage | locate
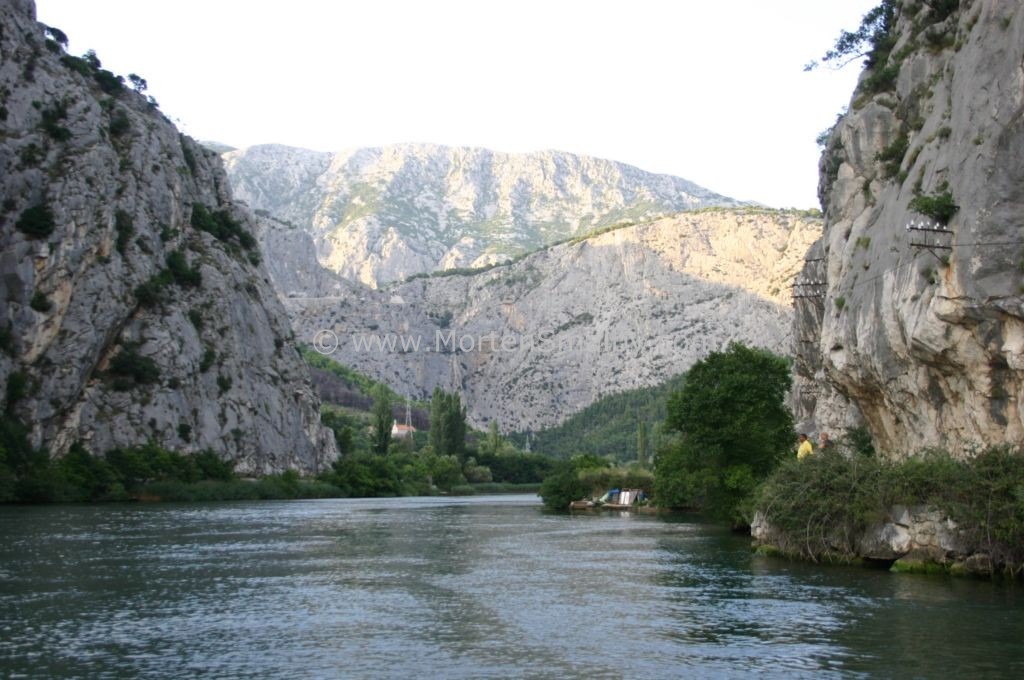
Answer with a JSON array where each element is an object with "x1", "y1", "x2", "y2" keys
[
  {"x1": 429, "y1": 387, "x2": 467, "y2": 460},
  {"x1": 190, "y1": 203, "x2": 258, "y2": 255},
  {"x1": 538, "y1": 458, "x2": 595, "y2": 510},
  {"x1": 0, "y1": 418, "x2": 244, "y2": 503},
  {"x1": 301, "y1": 348, "x2": 406, "y2": 405},
  {"x1": 514, "y1": 372, "x2": 686, "y2": 461},
  {"x1": 654, "y1": 343, "x2": 794, "y2": 523},
  {"x1": 755, "y1": 445, "x2": 1024, "y2": 576}
]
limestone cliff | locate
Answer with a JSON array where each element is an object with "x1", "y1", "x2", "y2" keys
[
  {"x1": 223, "y1": 143, "x2": 744, "y2": 288},
  {"x1": 282, "y1": 209, "x2": 820, "y2": 431},
  {"x1": 0, "y1": 0, "x2": 337, "y2": 472},
  {"x1": 795, "y1": 0, "x2": 1024, "y2": 454}
]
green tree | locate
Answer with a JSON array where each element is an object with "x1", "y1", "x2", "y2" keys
[
  {"x1": 483, "y1": 420, "x2": 503, "y2": 456},
  {"x1": 371, "y1": 386, "x2": 392, "y2": 456},
  {"x1": 429, "y1": 388, "x2": 466, "y2": 460},
  {"x1": 654, "y1": 342, "x2": 794, "y2": 524},
  {"x1": 637, "y1": 420, "x2": 648, "y2": 468}
]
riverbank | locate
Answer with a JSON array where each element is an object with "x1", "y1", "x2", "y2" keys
[{"x1": 751, "y1": 446, "x2": 1024, "y2": 578}]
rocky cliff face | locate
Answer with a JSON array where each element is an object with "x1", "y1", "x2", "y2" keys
[
  {"x1": 0, "y1": 0, "x2": 336, "y2": 472},
  {"x1": 223, "y1": 143, "x2": 744, "y2": 288},
  {"x1": 795, "y1": 0, "x2": 1024, "y2": 454},
  {"x1": 283, "y1": 209, "x2": 820, "y2": 431}
]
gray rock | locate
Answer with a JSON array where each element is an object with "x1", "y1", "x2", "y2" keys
[
  {"x1": 0, "y1": 1, "x2": 336, "y2": 472},
  {"x1": 223, "y1": 143, "x2": 746, "y2": 288},
  {"x1": 278, "y1": 209, "x2": 821, "y2": 431},
  {"x1": 797, "y1": 2, "x2": 1024, "y2": 453},
  {"x1": 859, "y1": 522, "x2": 911, "y2": 560}
]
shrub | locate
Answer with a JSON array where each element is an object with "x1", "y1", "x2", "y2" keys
[
  {"x1": 40, "y1": 100, "x2": 71, "y2": 141},
  {"x1": 754, "y1": 445, "x2": 1024, "y2": 575},
  {"x1": 108, "y1": 109, "x2": 130, "y2": 137},
  {"x1": 192, "y1": 449, "x2": 235, "y2": 482},
  {"x1": 875, "y1": 133, "x2": 909, "y2": 179},
  {"x1": 539, "y1": 461, "x2": 589, "y2": 510},
  {"x1": 180, "y1": 135, "x2": 197, "y2": 174},
  {"x1": 114, "y1": 209, "x2": 134, "y2": 254},
  {"x1": 60, "y1": 54, "x2": 92, "y2": 77},
  {"x1": 165, "y1": 250, "x2": 201, "y2": 287},
  {"x1": 93, "y1": 69, "x2": 124, "y2": 95},
  {"x1": 860, "y1": 62, "x2": 900, "y2": 95},
  {"x1": 108, "y1": 344, "x2": 161, "y2": 388},
  {"x1": 190, "y1": 203, "x2": 257, "y2": 252},
  {"x1": 909, "y1": 190, "x2": 958, "y2": 224},
  {"x1": 134, "y1": 273, "x2": 171, "y2": 308},
  {"x1": 199, "y1": 347, "x2": 216, "y2": 373},
  {"x1": 0, "y1": 324, "x2": 14, "y2": 356},
  {"x1": 29, "y1": 291, "x2": 52, "y2": 312},
  {"x1": 15, "y1": 204, "x2": 55, "y2": 238},
  {"x1": 5, "y1": 371, "x2": 30, "y2": 410}
]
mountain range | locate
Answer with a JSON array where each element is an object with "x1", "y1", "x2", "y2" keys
[{"x1": 223, "y1": 143, "x2": 745, "y2": 288}]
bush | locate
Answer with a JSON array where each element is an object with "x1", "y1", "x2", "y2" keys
[
  {"x1": 15, "y1": 204, "x2": 55, "y2": 238},
  {"x1": 165, "y1": 250, "x2": 201, "y2": 287},
  {"x1": 875, "y1": 132, "x2": 909, "y2": 179},
  {"x1": 754, "y1": 445, "x2": 1024, "y2": 575},
  {"x1": 40, "y1": 100, "x2": 71, "y2": 141},
  {"x1": 539, "y1": 461, "x2": 590, "y2": 510},
  {"x1": 4, "y1": 371, "x2": 30, "y2": 411},
  {"x1": 114, "y1": 209, "x2": 134, "y2": 254},
  {"x1": 60, "y1": 54, "x2": 92, "y2": 77},
  {"x1": 134, "y1": 275, "x2": 169, "y2": 308},
  {"x1": 474, "y1": 451, "x2": 556, "y2": 483},
  {"x1": 108, "y1": 344, "x2": 161, "y2": 388},
  {"x1": 190, "y1": 203, "x2": 257, "y2": 252},
  {"x1": 909, "y1": 189, "x2": 958, "y2": 225},
  {"x1": 93, "y1": 69, "x2": 124, "y2": 95},
  {"x1": 108, "y1": 109, "x2": 130, "y2": 136},
  {"x1": 29, "y1": 291, "x2": 52, "y2": 312}
]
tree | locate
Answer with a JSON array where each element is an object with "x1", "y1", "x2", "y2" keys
[
  {"x1": 654, "y1": 342, "x2": 794, "y2": 524},
  {"x1": 429, "y1": 388, "x2": 466, "y2": 460},
  {"x1": 483, "y1": 420, "x2": 503, "y2": 456},
  {"x1": 371, "y1": 386, "x2": 392, "y2": 456},
  {"x1": 637, "y1": 420, "x2": 648, "y2": 468},
  {"x1": 127, "y1": 73, "x2": 148, "y2": 92},
  {"x1": 805, "y1": 0, "x2": 897, "y2": 71}
]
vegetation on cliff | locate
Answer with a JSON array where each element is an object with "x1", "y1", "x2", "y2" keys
[{"x1": 755, "y1": 444, "x2": 1024, "y2": 576}]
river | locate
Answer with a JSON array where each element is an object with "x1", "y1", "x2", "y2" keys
[{"x1": 1, "y1": 495, "x2": 1021, "y2": 678}]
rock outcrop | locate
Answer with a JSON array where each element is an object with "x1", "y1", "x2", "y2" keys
[
  {"x1": 284, "y1": 209, "x2": 821, "y2": 431},
  {"x1": 752, "y1": 505, "x2": 992, "y2": 577},
  {"x1": 795, "y1": 0, "x2": 1024, "y2": 455},
  {"x1": 223, "y1": 143, "x2": 745, "y2": 288},
  {"x1": 0, "y1": 0, "x2": 336, "y2": 473}
]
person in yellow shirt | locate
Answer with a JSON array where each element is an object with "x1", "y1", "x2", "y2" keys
[{"x1": 797, "y1": 433, "x2": 814, "y2": 459}]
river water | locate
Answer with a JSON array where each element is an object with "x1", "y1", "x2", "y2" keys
[{"x1": 1, "y1": 495, "x2": 1021, "y2": 678}]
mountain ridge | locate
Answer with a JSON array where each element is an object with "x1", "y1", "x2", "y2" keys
[
  {"x1": 224, "y1": 142, "x2": 746, "y2": 287},
  {"x1": 275, "y1": 207, "x2": 821, "y2": 430}
]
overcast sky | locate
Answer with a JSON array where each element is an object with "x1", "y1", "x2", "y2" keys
[{"x1": 35, "y1": 0, "x2": 878, "y2": 208}]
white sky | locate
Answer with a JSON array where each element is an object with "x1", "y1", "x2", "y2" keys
[{"x1": 35, "y1": 0, "x2": 877, "y2": 208}]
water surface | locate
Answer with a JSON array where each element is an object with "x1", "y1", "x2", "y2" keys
[{"x1": 1, "y1": 495, "x2": 1021, "y2": 678}]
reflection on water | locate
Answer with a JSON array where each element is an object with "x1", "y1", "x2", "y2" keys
[{"x1": 1, "y1": 496, "x2": 1021, "y2": 678}]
